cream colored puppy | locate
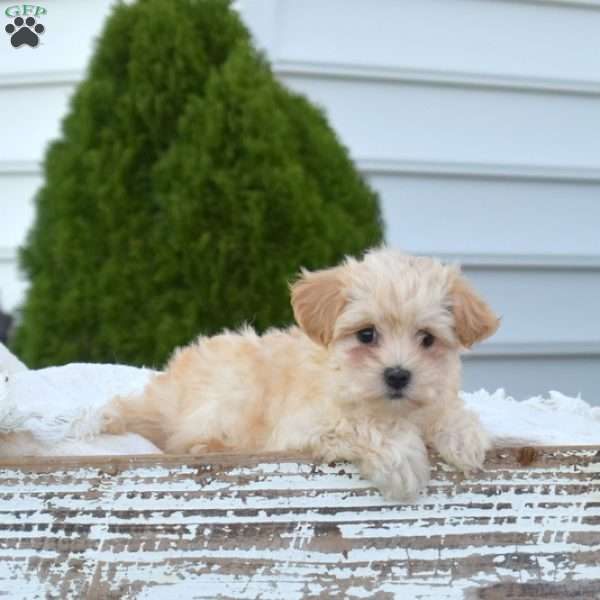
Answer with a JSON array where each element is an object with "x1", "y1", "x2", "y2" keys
[{"x1": 103, "y1": 248, "x2": 499, "y2": 501}]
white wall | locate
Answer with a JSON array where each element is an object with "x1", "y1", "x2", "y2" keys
[
  {"x1": 1, "y1": 0, "x2": 599, "y2": 400},
  {"x1": 0, "y1": 0, "x2": 115, "y2": 309}
]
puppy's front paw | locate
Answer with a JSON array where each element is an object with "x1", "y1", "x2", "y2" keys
[
  {"x1": 363, "y1": 435, "x2": 430, "y2": 503},
  {"x1": 385, "y1": 448, "x2": 430, "y2": 503},
  {"x1": 433, "y1": 412, "x2": 491, "y2": 473}
]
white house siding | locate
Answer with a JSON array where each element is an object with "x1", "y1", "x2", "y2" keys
[
  {"x1": 0, "y1": 0, "x2": 115, "y2": 310},
  {"x1": 0, "y1": 0, "x2": 598, "y2": 401}
]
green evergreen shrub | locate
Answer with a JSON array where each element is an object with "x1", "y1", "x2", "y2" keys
[{"x1": 13, "y1": 0, "x2": 383, "y2": 368}]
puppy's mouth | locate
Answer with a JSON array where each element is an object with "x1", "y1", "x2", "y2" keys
[{"x1": 386, "y1": 390, "x2": 406, "y2": 401}]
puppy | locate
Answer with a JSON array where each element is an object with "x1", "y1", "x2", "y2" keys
[{"x1": 103, "y1": 247, "x2": 499, "y2": 500}]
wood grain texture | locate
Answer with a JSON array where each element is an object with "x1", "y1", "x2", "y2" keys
[{"x1": 0, "y1": 447, "x2": 598, "y2": 599}]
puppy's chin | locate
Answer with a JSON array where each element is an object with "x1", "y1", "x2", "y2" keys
[
  {"x1": 367, "y1": 386, "x2": 420, "y2": 408},
  {"x1": 384, "y1": 386, "x2": 432, "y2": 409}
]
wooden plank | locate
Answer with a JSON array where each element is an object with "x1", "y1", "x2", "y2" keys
[{"x1": 0, "y1": 446, "x2": 598, "y2": 599}]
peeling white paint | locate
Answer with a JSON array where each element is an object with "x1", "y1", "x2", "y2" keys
[{"x1": 0, "y1": 451, "x2": 598, "y2": 598}]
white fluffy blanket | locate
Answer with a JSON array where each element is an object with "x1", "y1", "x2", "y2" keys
[
  {"x1": 0, "y1": 343, "x2": 599, "y2": 456},
  {"x1": 0, "y1": 343, "x2": 159, "y2": 455}
]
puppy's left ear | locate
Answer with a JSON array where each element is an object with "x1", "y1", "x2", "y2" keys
[
  {"x1": 290, "y1": 266, "x2": 347, "y2": 346},
  {"x1": 450, "y1": 273, "x2": 500, "y2": 348}
]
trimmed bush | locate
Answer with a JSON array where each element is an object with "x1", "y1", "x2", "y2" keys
[{"x1": 13, "y1": 0, "x2": 383, "y2": 368}]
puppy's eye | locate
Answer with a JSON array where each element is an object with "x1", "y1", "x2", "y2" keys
[
  {"x1": 356, "y1": 326, "x2": 377, "y2": 345},
  {"x1": 420, "y1": 331, "x2": 435, "y2": 349}
]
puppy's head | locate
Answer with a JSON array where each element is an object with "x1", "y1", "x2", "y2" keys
[{"x1": 291, "y1": 248, "x2": 499, "y2": 408}]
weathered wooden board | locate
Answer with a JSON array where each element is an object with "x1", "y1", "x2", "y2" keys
[{"x1": 0, "y1": 447, "x2": 598, "y2": 599}]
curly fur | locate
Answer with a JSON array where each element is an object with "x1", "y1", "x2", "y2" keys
[{"x1": 103, "y1": 247, "x2": 499, "y2": 501}]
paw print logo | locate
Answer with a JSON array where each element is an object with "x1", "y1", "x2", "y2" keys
[{"x1": 5, "y1": 16, "x2": 45, "y2": 48}]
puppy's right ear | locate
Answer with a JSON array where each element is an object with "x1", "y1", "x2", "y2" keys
[
  {"x1": 290, "y1": 266, "x2": 347, "y2": 346},
  {"x1": 450, "y1": 273, "x2": 500, "y2": 348}
]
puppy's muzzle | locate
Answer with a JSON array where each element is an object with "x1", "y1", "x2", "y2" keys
[{"x1": 383, "y1": 366, "x2": 411, "y2": 398}]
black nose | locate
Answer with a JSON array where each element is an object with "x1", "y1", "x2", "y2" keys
[{"x1": 384, "y1": 367, "x2": 411, "y2": 391}]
